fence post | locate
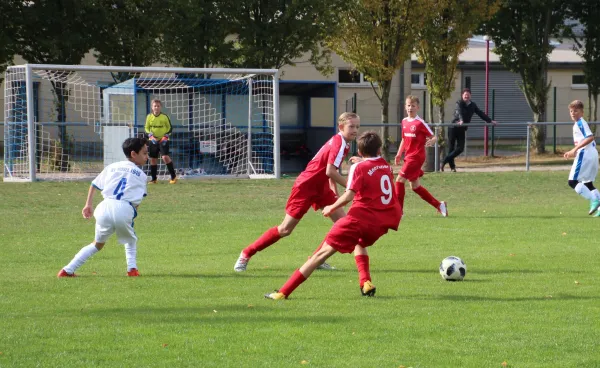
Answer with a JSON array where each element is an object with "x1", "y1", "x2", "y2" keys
[
  {"x1": 434, "y1": 126, "x2": 439, "y2": 172},
  {"x1": 491, "y1": 89, "x2": 495, "y2": 157},
  {"x1": 526, "y1": 123, "x2": 531, "y2": 172},
  {"x1": 553, "y1": 86, "x2": 557, "y2": 154}
]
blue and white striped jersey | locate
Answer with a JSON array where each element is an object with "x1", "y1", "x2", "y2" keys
[
  {"x1": 92, "y1": 160, "x2": 147, "y2": 206},
  {"x1": 573, "y1": 117, "x2": 596, "y2": 151}
]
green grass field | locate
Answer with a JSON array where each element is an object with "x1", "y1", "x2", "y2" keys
[{"x1": 1, "y1": 171, "x2": 599, "y2": 367}]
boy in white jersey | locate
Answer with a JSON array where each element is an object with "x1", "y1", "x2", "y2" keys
[
  {"x1": 57, "y1": 137, "x2": 149, "y2": 277},
  {"x1": 563, "y1": 100, "x2": 600, "y2": 216}
]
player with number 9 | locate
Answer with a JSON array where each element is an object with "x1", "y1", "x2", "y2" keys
[
  {"x1": 265, "y1": 131, "x2": 402, "y2": 299},
  {"x1": 57, "y1": 137, "x2": 149, "y2": 278}
]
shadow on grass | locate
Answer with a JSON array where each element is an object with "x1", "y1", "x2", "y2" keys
[{"x1": 371, "y1": 293, "x2": 599, "y2": 302}]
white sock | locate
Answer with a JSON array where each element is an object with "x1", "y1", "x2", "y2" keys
[
  {"x1": 575, "y1": 183, "x2": 594, "y2": 200},
  {"x1": 124, "y1": 244, "x2": 137, "y2": 271},
  {"x1": 64, "y1": 243, "x2": 99, "y2": 274},
  {"x1": 591, "y1": 189, "x2": 600, "y2": 201}
]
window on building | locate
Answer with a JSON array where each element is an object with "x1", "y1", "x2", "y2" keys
[
  {"x1": 572, "y1": 74, "x2": 587, "y2": 89},
  {"x1": 338, "y1": 69, "x2": 364, "y2": 84},
  {"x1": 411, "y1": 72, "x2": 427, "y2": 88}
]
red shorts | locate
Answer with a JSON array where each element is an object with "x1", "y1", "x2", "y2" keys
[
  {"x1": 325, "y1": 216, "x2": 390, "y2": 254},
  {"x1": 285, "y1": 184, "x2": 338, "y2": 220},
  {"x1": 400, "y1": 157, "x2": 425, "y2": 181}
]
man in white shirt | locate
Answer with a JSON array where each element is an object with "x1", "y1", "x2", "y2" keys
[{"x1": 58, "y1": 137, "x2": 149, "y2": 277}]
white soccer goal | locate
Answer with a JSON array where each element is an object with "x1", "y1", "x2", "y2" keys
[{"x1": 3, "y1": 64, "x2": 280, "y2": 182}]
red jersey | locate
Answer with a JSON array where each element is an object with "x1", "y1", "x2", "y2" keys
[
  {"x1": 401, "y1": 115, "x2": 434, "y2": 160},
  {"x1": 294, "y1": 133, "x2": 350, "y2": 188},
  {"x1": 346, "y1": 157, "x2": 402, "y2": 231}
]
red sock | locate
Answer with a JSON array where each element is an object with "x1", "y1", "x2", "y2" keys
[
  {"x1": 413, "y1": 186, "x2": 441, "y2": 209},
  {"x1": 395, "y1": 181, "x2": 405, "y2": 210},
  {"x1": 355, "y1": 255, "x2": 371, "y2": 288},
  {"x1": 279, "y1": 269, "x2": 307, "y2": 296},
  {"x1": 243, "y1": 227, "x2": 281, "y2": 258}
]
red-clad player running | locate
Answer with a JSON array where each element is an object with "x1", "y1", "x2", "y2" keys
[
  {"x1": 394, "y1": 95, "x2": 447, "y2": 217},
  {"x1": 265, "y1": 131, "x2": 402, "y2": 299},
  {"x1": 235, "y1": 112, "x2": 371, "y2": 276}
]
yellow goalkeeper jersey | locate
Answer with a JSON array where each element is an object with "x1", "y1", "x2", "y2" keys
[{"x1": 145, "y1": 113, "x2": 172, "y2": 139}]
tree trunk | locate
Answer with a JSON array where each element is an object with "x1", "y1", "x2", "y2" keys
[
  {"x1": 594, "y1": 93, "x2": 598, "y2": 122},
  {"x1": 531, "y1": 111, "x2": 546, "y2": 154},
  {"x1": 380, "y1": 80, "x2": 392, "y2": 160}
]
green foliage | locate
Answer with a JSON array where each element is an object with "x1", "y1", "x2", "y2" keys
[
  {"x1": 416, "y1": 0, "x2": 499, "y2": 125},
  {"x1": 160, "y1": 0, "x2": 236, "y2": 68},
  {"x1": 327, "y1": 0, "x2": 426, "y2": 157},
  {"x1": 224, "y1": 0, "x2": 342, "y2": 73},
  {"x1": 1, "y1": 172, "x2": 600, "y2": 367},
  {"x1": 568, "y1": 1, "x2": 600, "y2": 122},
  {"x1": 17, "y1": 0, "x2": 98, "y2": 64},
  {"x1": 480, "y1": 0, "x2": 571, "y2": 154},
  {"x1": 0, "y1": 0, "x2": 21, "y2": 81},
  {"x1": 92, "y1": 0, "x2": 164, "y2": 70}
]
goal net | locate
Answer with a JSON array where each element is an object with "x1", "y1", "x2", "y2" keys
[{"x1": 3, "y1": 64, "x2": 280, "y2": 182}]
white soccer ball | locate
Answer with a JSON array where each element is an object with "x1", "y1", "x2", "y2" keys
[{"x1": 439, "y1": 256, "x2": 467, "y2": 281}]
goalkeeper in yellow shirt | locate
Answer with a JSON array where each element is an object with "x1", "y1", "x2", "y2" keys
[{"x1": 145, "y1": 99, "x2": 177, "y2": 184}]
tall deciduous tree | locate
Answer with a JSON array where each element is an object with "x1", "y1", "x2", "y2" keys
[
  {"x1": 327, "y1": 0, "x2": 425, "y2": 157},
  {"x1": 568, "y1": 2, "x2": 600, "y2": 122},
  {"x1": 17, "y1": 0, "x2": 99, "y2": 153},
  {"x1": 480, "y1": 0, "x2": 570, "y2": 154},
  {"x1": 416, "y1": 0, "x2": 499, "y2": 127},
  {"x1": 93, "y1": 0, "x2": 164, "y2": 82},
  {"x1": 0, "y1": 0, "x2": 21, "y2": 82},
  {"x1": 161, "y1": 0, "x2": 236, "y2": 70},
  {"x1": 225, "y1": 0, "x2": 342, "y2": 73}
]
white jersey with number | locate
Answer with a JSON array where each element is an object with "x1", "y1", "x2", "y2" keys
[
  {"x1": 92, "y1": 160, "x2": 147, "y2": 206},
  {"x1": 569, "y1": 118, "x2": 598, "y2": 182}
]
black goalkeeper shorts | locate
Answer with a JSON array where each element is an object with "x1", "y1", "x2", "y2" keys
[{"x1": 148, "y1": 139, "x2": 170, "y2": 158}]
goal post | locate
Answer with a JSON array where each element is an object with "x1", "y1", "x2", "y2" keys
[{"x1": 3, "y1": 64, "x2": 280, "y2": 182}]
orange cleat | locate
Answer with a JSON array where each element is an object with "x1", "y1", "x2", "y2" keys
[{"x1": 127, "y1": 268, "x2": 140, "y2": 277}]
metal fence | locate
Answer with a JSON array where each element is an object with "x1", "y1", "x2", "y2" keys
[{"x1": 353, "y1": 121, "x2": 600, "y2": 172}]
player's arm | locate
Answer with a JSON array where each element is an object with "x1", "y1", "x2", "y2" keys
[
  {"x1": 322, "y1": 189, "x2": 355, "y2": 217},
  {"x1": 161, "y1": 115, "x2": 172, "y2": 142},
  {"x1": 425, "y1": 135, "x2": 437, "y2": 147},
  {"x1": 82, "y1": 185, "x2": 98, "y2": 219},
  {"x1": 564, "y1": 135, "x2": 595, "y2": 159},
  {"x1": 394, "y1": 140, "x2": 404, "y2": 165},
  {"x1": 326, "y1": 163, "x2": 347, "y2": 188}
]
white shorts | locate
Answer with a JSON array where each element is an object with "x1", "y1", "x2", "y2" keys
[
  {"x1": 93, "y1": 199, "x2": 138, "y2": 245},
  {"x1": 569, "y1": 148, "x2": 599, "y2": 182}
]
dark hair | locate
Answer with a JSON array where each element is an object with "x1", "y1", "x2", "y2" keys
[
  {"x1": 357, "y1": 131, "x2": 382, "y2": 158},
  {"x1": 122, "y1": 137, "x2": 148, "y2": 158},
  {"x1": 462, "y1": 88, "x2": 471, "y2": 94}
]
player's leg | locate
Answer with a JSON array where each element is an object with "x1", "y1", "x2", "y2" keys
[
  {"x1": 234, "y1": 214, "x2": 301, "y2": 272},
  {"x1": 148, "y1": 141, "x2": 160, "y2": 183},
  {"x1": 353, "y1": 245, "x2": 375, "y2": 295},
  {"x1": 59, "y1": 202, "x2": 113, "y2": 277},
  {"x1": 159, "y1": 140, "x2": 177, "y2": 183},
  {"x1": 568, "y1": 150, "x2": 596, "y2": 205},
  {"x1": 410, "y1": 178, "x2": 447, "y2": 216},
  {"x1": 451, "y1": 129, "x2": 466, "y2": 172},
  {"x1": 265, "y1": 244, "x2": 338, "y2": 299},
  {"x1": 114, "y1": 204, "x2": 140, "y2": 276},
  {"x1": 395, "y1": 175, "x2": 407, "y2": 211}
]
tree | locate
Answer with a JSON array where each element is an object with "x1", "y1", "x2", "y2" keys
[
  {"x1": 568, "y1": 2, "x2": 600, "y2": 122},
  {"x1": 93, "y1": 0, "x2": 164, "y2": 82},
  {"x1": 480, "y1": 0, "x2": 570, "y2": 154},
  {"x1": 416, "y1": 0, "x2": 499, "y2": 127},
  {"x1": 225, "y1": 0, "x2": 342, "y2": 73},
  {"x1": 17, "y1": 0, "x2": 99, "y2": 156},
  {"x1": 161, "y1": 0, "x2": 236, "y2": 70},
  {"x1": 327, "y1": 0, "x2": 426, "y2": 157},
  {"x1": 0, "y1": 0, "x2": 21, "y2": 82}
]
